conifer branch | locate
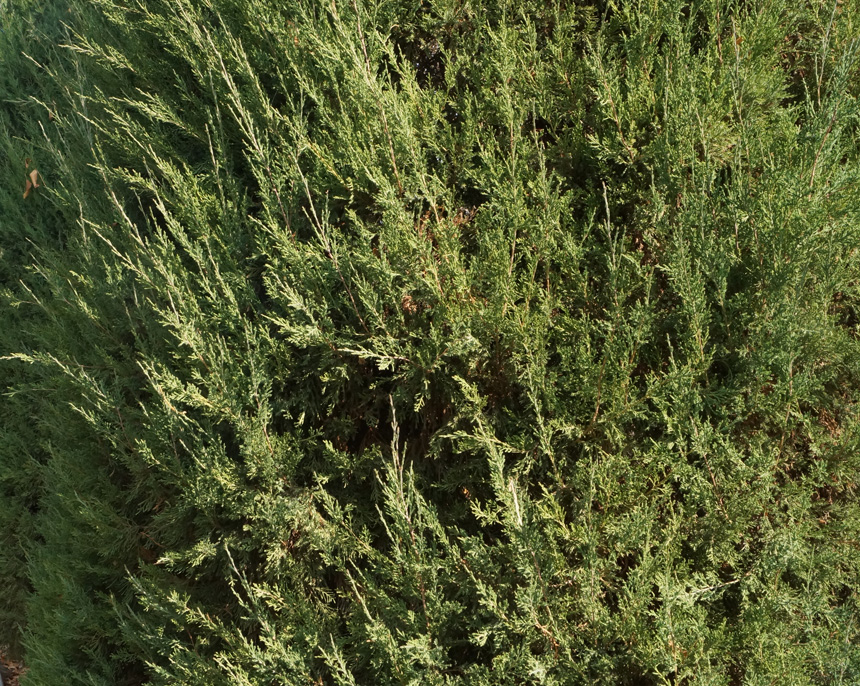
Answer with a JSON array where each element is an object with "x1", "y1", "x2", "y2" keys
[{"x1": 349, "y1": 0, "x2": 403, "y2": 196}]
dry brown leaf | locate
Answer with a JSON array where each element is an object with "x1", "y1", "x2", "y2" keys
[{"x1": 23, "y1": 169, "x2": 39, "y2": 199}]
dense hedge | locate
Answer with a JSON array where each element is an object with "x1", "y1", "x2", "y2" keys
[{"x1": 2, "y1": 0, "x2": 860, "y2": 683}]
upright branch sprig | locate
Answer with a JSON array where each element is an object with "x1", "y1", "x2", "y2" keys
[
  {"x1": 347, "y1": 0, "x2": 403, "y2": 196},
  {"x1": 295, "y1": 150, "x2": 371, "y2": 336}
]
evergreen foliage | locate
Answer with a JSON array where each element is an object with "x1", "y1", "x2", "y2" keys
[{"x1": 2, "y1": 0, "x2": 860, "y2": 683}]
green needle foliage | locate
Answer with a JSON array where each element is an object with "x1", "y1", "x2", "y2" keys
[{"x1": 2, "y1": 0, "x2": 860, "y2": 683}]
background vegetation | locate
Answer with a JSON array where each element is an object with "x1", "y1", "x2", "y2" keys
[{"x1": 2, "y1": 0, "x2": 859, "y2": 683}]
